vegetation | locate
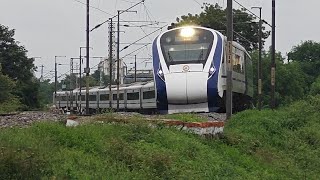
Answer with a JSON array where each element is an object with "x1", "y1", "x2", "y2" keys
[
  {"x1": 0, "y1": 64, "x2": 21, "y2": 113},
  {"x1": 0, "y1": 24, "x2": 39, "y2": 111},
  {"x1": 250, "y1": 50, "x2": 308, "y2": 107},
  {"x1": 1, "y1": 96, "x2": 320, "y2": 178},
  {"x1": 163, "y1": 113, "x2": 207, "y2": 122}
]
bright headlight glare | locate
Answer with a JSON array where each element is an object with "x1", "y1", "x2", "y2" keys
[{"x1": 180, "y1": 27, "x2": 195, "y2": 38}]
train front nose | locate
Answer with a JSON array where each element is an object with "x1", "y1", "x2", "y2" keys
[{"x1": 165, "y1": 64, "x2": 208, "y2": 104}]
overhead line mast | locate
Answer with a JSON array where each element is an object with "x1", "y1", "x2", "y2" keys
[{"x1": 226, "y1": 0, "x2": 233, "y2": 120}]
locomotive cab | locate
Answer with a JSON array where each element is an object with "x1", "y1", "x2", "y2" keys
[{"x1": 153, "y1": 26, "x2": 224, "y2": 113}]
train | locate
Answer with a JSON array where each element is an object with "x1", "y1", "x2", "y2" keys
[{"x1": 53, "y1": 26, "x2": 253, "y2": 114}]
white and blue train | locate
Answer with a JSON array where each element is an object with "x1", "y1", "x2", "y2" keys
[
  {"x1": 54, "y1": 26, "x2": 253, "y2": 114},
  {"x1": 152, "y1": 26, "x2": 253, "y2": 114}
]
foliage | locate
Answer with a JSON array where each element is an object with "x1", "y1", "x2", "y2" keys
[
  {"x1": 0, "y1": 63, "x2": 22, "y2": 112},
  {"x1": 309, "y1": 76, "x2": 320, "y2": 95},
  {"x1": 0, "y1": 64, "x2": 15, "y2": 102},
  {"x1": 288, "y1": 40, "x2": 320, "y2": 81},
  {"x1": 1, "y1": 102, "x2": 320, "y2": 179},
  {"x1": 38, "y1": 79, "x2": 55, "y2": 108},
  {"x1": 0, "y1": 24, "x2": 39, "y2": 109},
  {"x1": 224, "y1": 95, "x2": 320, "y2": 179},
  {"x1": 91, "y1": 69, "x2": 112, "y2": 86},
  {"x1": 0, "y1": 97, "x2": 22, "y2": 114},
  {"x1": 163, "y1": 113, "x2": 207, "y2": 122},
  {"x1": 173, "y1": 3, "x2": 270, "y2": 51},
  {"x1": 250, "y1": 50, "x2": 308, "y2": 108}
]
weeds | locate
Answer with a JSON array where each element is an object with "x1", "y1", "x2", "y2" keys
[{"x1": 1, "y1": 96, "x2": 320, "y2": 178}]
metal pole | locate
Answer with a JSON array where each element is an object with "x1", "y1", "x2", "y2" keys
[
  {"x1": 40, "y1": 65, "x2": 44, "y2": 82},
  {"x1": 271, "y1": 0, "x2": 276, "y2": 109},
  {"x1": 99, "y1": 58, "x2": 103, "y2": 87},
  {"x1": 109, "y1": 18, "x2": 113, "y2": 108},
  {"x1": 226, "y1": 0, "x2": 233, "y2": 120},
  {"x1": 252, "y1": 7, "x2": 262, "y2": 110},
  {"x1": 70, "y1": 58, "x2": 73, "y2": 112},
  {"x1": 54, "y1": 57, "x2": 57, "y2": 106},
  {"x1": 117, "y1": 10, "x2": 120, "y2": 111},
  {"x1": 134, "y1": 55, "x2": 137, "y2": 82},
  {"x1": 258, "y1": 8, "x2": 262, "y2": 110},
  {"x1": 79, "y1": 48, "x2": 82, "y2": 113},
  {"x1": 86, "y1": 0, "x2": 90, "y2": 115},
  {"x1": 54, "y1": 56, "x2": 66, "y2": 108}
]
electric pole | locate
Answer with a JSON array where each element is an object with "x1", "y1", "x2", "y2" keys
[
  {"x1": 40, "y1": 65, "x2": 44, "y2": 82},
  {"x1": 54, "y1": 56, "x2": 66, "y2": 107},
  {"x1": 271, "y1": 0, "x2": 276, "y2": 109},
  {"x1": 117, "y1": 10, "x2": 120, "y2": 111},
  {"x1": 226, "y1": 0, "x2": 233, "y2": 120},
  {"x1": 134, "y1": 55, "x2": 137, "y2": 82},
  {"x1": 252, "y1": 7, "x2": 262, "y2": 110},
  {"x1": 109, "y1": 18, "x2": 114, "y2": 108},
  {"x1": 85, "y1": 0, "x2": 90, "y2": 115}
]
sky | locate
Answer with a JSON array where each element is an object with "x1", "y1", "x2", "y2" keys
[{"x1": 0, "y1": 0, "x2": 318, "y2": 80}]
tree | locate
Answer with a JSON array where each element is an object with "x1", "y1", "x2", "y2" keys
[
  {"x1": 310, "y1": 76, "x2": 320, "y2": 96},
  {"x1": 0, "y1": 24, "x2": 39, "y2": 109},
  {"x1": 38, "y1": 79, "x2": 55, "y2": 107},
  {"x1": 0, "y1": 63, "x2": 15, "y2": 102},
  {"x1": 91, "y1": 69, "x2": 112, "y2": 86},
  {"x1": 250, "y1": 50, "x2": 307, "y2": 108},
  {"x1": 288, "y1": 40, "x2": 320, "y2": 81},
  {"x1": 0, "y1": 63, "x2": 21, "y2": 112},
  {"x1": 173, "y1": 3, "x2": 270, "y2": 51}
]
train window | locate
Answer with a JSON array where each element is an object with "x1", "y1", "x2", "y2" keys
[
  {"x1": 56, "y1": 96, "x2": 61, "y2": 101},
  {"x1": 100, "y1": 94, "x2": 109, "y2": 101},
  {"x1": 143, "y1": 91, "x2": 155, "y2": 99},
  {"x1": 233, "y1": 49, "x2": 245, "y2": 74},
  {"x1": 79, "y1": 95, "x2": 85, "y2": 101},
  {"x1": 127, "y1": 92, "x2": 139, "y2": 100},
  {"x1": 113, "y1": 93, "x2": 124, "y2": 100},
  {"x1": 160, "y1": 28, "x2": 214, "y2": 66},
  {"x1": 61, "y1": 96, "x2": 67, "y2": 101},
  {"x1": 89, "y1": 95, "x2": 97, "y2": 101}
]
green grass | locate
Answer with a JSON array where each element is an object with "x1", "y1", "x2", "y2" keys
[
  {"x1": 163, "y1": 113, "x2": 208, "y2": 122},
  {"x1": 1, "y1": 96, "x2": 320, "y2": 179}
]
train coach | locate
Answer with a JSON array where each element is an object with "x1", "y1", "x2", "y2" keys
[
  {"x1": 152, "y1": 26, "x2": 253, "y2": 114},
  {"x1": 54, "y1": 81, "x2": 156, "y2": 114},
  {"x1": 54, "y1": 26, "x2": 253, "y2": 114}
]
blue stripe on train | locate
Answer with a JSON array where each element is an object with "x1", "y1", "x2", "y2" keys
[
  {"x1": 152, "y1": 37, "x2": 168, "y2": 113},
  {"x1": 207, "y1": 32, "x2": 223, "y2": 112}
]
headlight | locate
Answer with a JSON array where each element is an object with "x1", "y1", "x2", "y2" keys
[
  {"x1": 208, "y1": 66, "x2": 216, "y2": 79},
  {"x1": 157, "y1": 65, "x2": 165, "y2": 82},
  {"x1": 180, "y1": 27, "x2": 195, "y2": 38}
]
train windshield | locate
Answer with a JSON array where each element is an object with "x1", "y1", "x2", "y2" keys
[{"x1": 160, "y1": 27, "x2": 214, "y2": 66}]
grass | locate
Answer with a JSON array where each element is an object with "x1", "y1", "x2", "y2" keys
[
  {"x1": 0, "y1": 96, "x2": 320, "y2": 179},
  {"x1": 162, "y1": 113, "x2": 208, "y2": 122}
]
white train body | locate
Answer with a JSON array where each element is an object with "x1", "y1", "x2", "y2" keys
[
  {"x1": 54, "y1": 26, "x2": 253, "y2": 114},
  {"x1": 152, "y1": 26, "x2": 253, "y2": 114},
  {"x1": 54, "y1": 81, "x2": 156, "y2": 113}
]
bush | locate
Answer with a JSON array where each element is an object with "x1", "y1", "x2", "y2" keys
[{"x1": 0, "y1": 96, "x2": 22, "y2": 114}]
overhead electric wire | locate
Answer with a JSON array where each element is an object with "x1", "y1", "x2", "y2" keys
[
  {"x1": 191, "y1": 0, "x2": 202, "y2": 7},
  {"x1": 72, "y1": 0, "x2": 113, "y2": 16},
  {"x1": 120, "y1": 24, "x2": 168, "y2": 52},
  {"x1": 233, "y1": 0, "x2": 272, "y2": 27},
  {"x1": 121, "y1": 44, "x2": 149, "y2": 59},
  {"x1": 90, "y1": 0, "x2": 145, "y2": 32}
]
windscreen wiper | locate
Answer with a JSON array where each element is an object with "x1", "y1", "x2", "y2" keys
[{"x1": 168, "y1": 51, "x2": 173, "y2": 62}]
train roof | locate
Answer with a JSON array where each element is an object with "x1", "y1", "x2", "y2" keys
[{"x1": 54, "y1": 81, "x2": 155, "y2": 95}]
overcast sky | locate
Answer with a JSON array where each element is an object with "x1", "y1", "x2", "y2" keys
[{"x1": 0, "y1": 0, "x2": 318, "y2": 79}]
